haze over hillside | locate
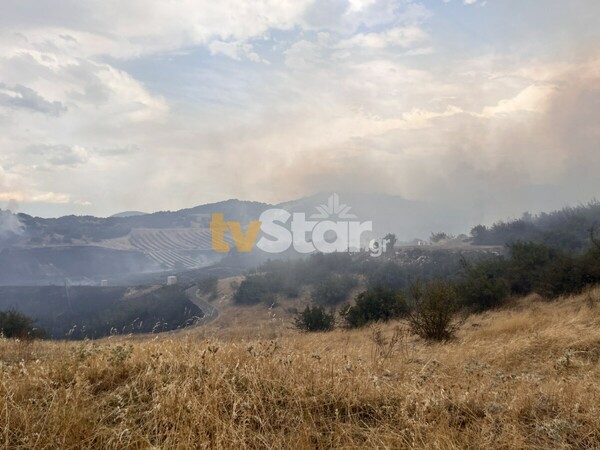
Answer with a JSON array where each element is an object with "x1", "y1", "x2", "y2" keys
[
  {"x1": 2, "y1": 192, "x2": 600, "y2": 286},
  {"x1": 2, "y1": 192, "x2": 466, "y2": 285}
]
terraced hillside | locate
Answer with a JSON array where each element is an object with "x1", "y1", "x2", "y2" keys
[
  {"x1": 0, "y1": 199, "x2": 263, "y2": 284},
  {"x1": 104, "y1": 228, "x2": 232, "y2": 270}
]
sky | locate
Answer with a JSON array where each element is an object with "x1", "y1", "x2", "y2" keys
[{"x1": 0, "y1": 0, "x2": 599, "y2": 220}]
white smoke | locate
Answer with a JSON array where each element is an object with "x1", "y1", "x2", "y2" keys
[{"x1": 0, "y1": 208, "x2": 23, "y2": 239}]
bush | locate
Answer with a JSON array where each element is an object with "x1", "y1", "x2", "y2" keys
[
  {"x1": 341, "y1": 287, "x2": 408, "y2": 328},
  {"x1": 233, "y1": 274, "x2": 277, "y2": 305},
  {"x1": 408, "y1": 281, "x2": 463, "y2": 341},
  {"x1": 293, "y1": 306, "x2": 335, "y2": 332},
  {"x1": 0, "y1": 310, "x2": 47, "y2": 339},
  {"x1": 506, "y1": 241, "x2": 557, "y2": 295},
  {"x1": 366, "y1": 261, "x2": 408, "y2": 291},
  {"x1": 311, "y1": 273, "x2": 358, "y2": 306},
  {"x1": 197, "y1": 276, "x2": 219, "y2": 300},
  {"x1": 458, "y1": 258, "x2": 510, "y2": 311},
  {"x1": 430, "y1": 232, "x2": 454, "y2": 243}
]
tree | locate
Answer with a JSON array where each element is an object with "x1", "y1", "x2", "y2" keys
[
  {"x1": 384, "y1": 233, "x2": 397, "y2": 253},
  {"x1": 430, "y1": 232, "x2": 454, "y2": 243},
  {"x1": 0, "y1": 310, "x2": 47, "y2": 339},
  {"x1": 470, "y1": 224, "x2": 488, "y2": 239},
  {"x1": 293, "y1": 306, "x2": 335, "y2": 332}
]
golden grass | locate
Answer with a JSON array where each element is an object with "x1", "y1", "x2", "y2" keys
[{"x1": 2, "y1": 288, "x2": 600, "y2": 449}]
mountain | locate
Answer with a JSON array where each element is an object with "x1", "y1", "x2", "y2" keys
[
  {"x1": 0, "y1": 193, "x2": 475, "y2": 285},
  {"x1": 0, "y1": 199, "x2": 271, "y2": 285},
  {"x1": 110, "y1": 211, "x2": 147, "y2": 218}
]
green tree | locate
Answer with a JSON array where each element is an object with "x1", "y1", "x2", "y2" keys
[
  {"x1": 0, "y1": 310, "x2": 47, "y2": 339},
  {"x1": 293, "y1": 306, "x2": 335, "y2": 332}
]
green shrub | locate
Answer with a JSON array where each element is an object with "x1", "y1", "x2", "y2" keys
[
  {"x1": 458, "y1": 258, "x2": 510, "y2": 311},
  {"x1": 341, "y1": 287, "x2": 408, "y2": 328},
  {"x1": 293, "y1": 306, "x2": 335, "y2": 332}
]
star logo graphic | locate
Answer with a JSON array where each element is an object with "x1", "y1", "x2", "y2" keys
[{"x1": 311, "y1": 193, "x2": 357, "y2": 219}]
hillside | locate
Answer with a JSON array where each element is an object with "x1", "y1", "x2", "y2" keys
[
  {"x1": 0, "y1": 193, "x2": 469, "y2": 285},
  {"x1": 3, "y1": 196, "x2": 600, "y2": 286},
  {"x1": 0, "y1": 199, "x2": 270, "y2": 284},
  {"x1": 0, "y1": 285, "x2": 203, "y2": 339},
  {"x1": 1, "y1": 289, "x2": 600, "y2": 448},
  {"x1": 471, "y1": 200, "x2": 600, "y2": 251}
]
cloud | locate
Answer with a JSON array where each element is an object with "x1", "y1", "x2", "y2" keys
[
  {"x1": 0, "y1": 0, "x2": 599, "y2": 223},
  {"x1": 208, "y1": 40, "x2": 262, "y2": 62},
  {"x1": 480, "y1": 84, "x2": 557, "y2": 117},
  {"x1": 0, "y1": 190, "x2": 73, "y2": 204},
  {"x1": 284, "y1": 39, "x2": 326, "y2": 69},
  {"x1": 24, "y1": 144, "x2": 89, "y2": 167},
  {"x1": 337, "y1": 26, "x2": 427, "y2": 50},
  {"x1": 0, "y1": 1, "x2": 315, "y2": 59},
  {"x1": 0, "y1": 82, "x2": 66, "y2": 115}
]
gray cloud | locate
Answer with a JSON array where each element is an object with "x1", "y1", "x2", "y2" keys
[
  {"x1": 25, "y1": 144, "x2": 88, "y2": 167},
  {"x1": 0, "y1": 82, "x2": 67, "y2": 115}
]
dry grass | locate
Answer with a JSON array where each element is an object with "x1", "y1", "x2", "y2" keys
[{"x1": 2, "y1": 288, "x2": 600, "y2": 449}]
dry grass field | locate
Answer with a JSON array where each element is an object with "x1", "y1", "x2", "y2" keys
[{"x1": 2, "y1": 287, "x2": 600, "y2": 449}]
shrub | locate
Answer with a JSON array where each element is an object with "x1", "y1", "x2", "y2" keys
[
  {"x1": 311, "y1": 273, "x2": 358, "y2": 306},
  {"x1": 366, "y1": 261, "x2": 409, "y2": 291},
  {"x1": 341, "y1": 287, "x2": 408, "y2": 328},
  {"x1": 430, "y1": 232, "x2": 454, "y2": 243},
  {"x1": 506, "y1": 241, "x2": 557, "y2": 295},
  {"x1": 293, "y1": 306, "x2": 335, "y2": 332},
  {"x1": 197, "y1": 276, "x2": 219, "y2": 300},
  {"x1": 0, "y1": 310, "x2": 47, "y2": 339},
  {"x1": 408, "y1": 281, "x2": 463, "y2": 341},
  {"x1": 458, "y1": 258, "x2": 510, "y2": 311},
  {"x1": 233, "y1": 274, "x2": 277, "y2": 305}
]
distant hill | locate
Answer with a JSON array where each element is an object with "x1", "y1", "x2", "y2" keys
[
  {"x1": 0, "y1": 199, "x2": 272, "y2": 284},
  {"x1": 110, "y1": 211, "x2": 147, "y2": 218},
  {"x1": 470, "y1": 200, "x2": 600, "y2": 251},
  {"x1": 2, "y1": 193, "x2": 600, "y2": 285}
]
